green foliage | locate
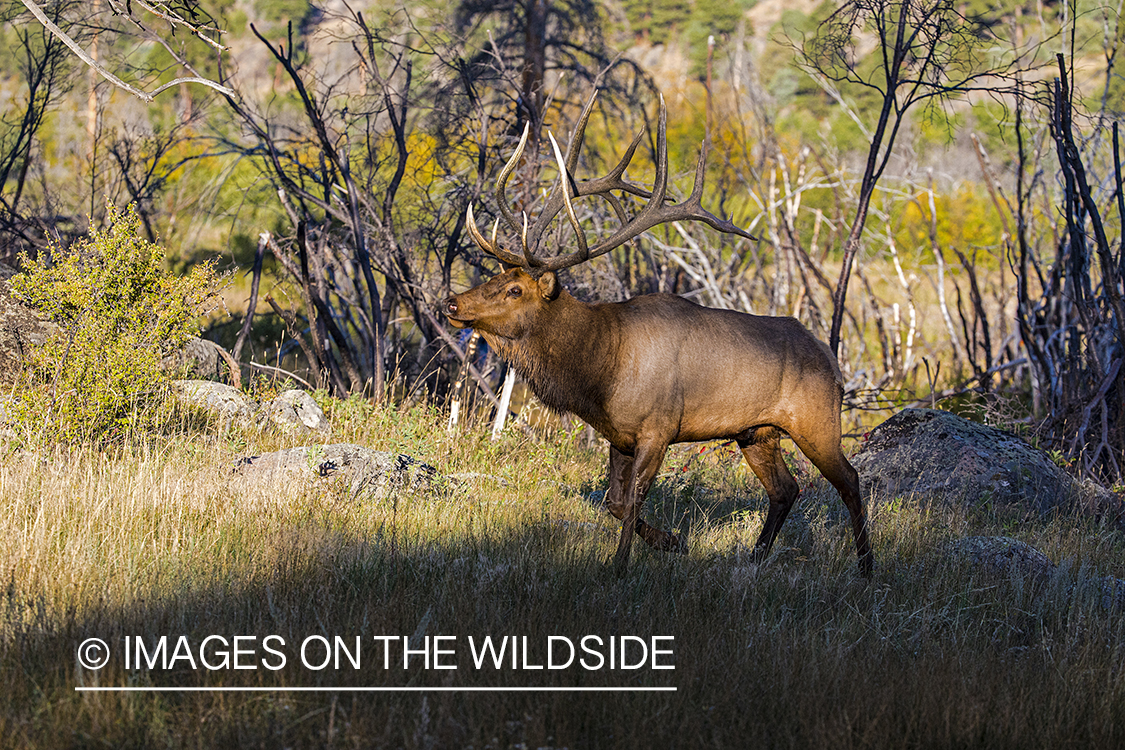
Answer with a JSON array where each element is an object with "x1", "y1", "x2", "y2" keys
[
  {"x1": 254, "y1": 0, "x2": 311, "y2": 25},
  {"x1": 624, "y1": 0, "x2": 692, "y2": 44},
  {"x1": 895, "y1": 185, "x2": 1006, "y2": 259},
  {"x1": 915, "y1": 103, "x2": 967, "y2": 148},
  {"x1": 9, "y1": 203, "x2": 221, "y2": 443},
  {"x1": 684, "y1": 0, "x2": 753, "y2": 79},
  {"x1": 625, "y1": 0, "x2": 754, "y2": 54}
]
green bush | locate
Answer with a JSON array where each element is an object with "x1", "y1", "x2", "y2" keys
[{"x1": 9, "y1": 202, "x2": 221, "y2": 443}]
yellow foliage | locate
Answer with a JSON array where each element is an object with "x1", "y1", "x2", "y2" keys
[
  {"x1": 9, "y1": 203, "x2": 223, "y2": 444},
  {"x1": 896, "y1": 187, "x2": 1007, "y2": 262}
]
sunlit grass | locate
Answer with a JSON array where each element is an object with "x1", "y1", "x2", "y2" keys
[{"x1": 1, "y1": 402, "x2": 1123, "y2": 748}]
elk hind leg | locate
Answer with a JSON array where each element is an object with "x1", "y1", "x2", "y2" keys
[
  {"x1": 738, "y1": 427, "x2": 800, "y2": 563},
  {"x1": 788, "y1": 432, "x2": 873, "y2": 577}
]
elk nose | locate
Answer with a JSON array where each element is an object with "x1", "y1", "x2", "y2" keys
[{"x1": 443, "y1": 296, "x2": 458, "y2": 315}]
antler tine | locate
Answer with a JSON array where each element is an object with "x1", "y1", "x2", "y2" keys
[
  {"x1": 464, "y1": 202, "x2": 489, "y2": 250},
  {"x1": 494, "y1": 122, "x2": 536, "y2": 250},
  {"x1": 476, "y1": 91, "x2": 756, "y2": 275},
  {"x1": 681, "y1": 139, "x2": 760, "y2": 241},
  {"x1": 564, "y1": 89, "x2": 599, "y2": 173},
  {"x1": 650, "y1": 93, "x2": 671, "y2": 207},
  {"x1": 549, "y1": 131, "x2": 590, "y2": 264},
  {"x1": 520, "y1": 212, "x2": 540, "y2": 268},
  {"x1": 594, "y1": 124, "x2": 648, "y2": 190},
  {"x1": 536, "y1": 96, "x2": 669, "y2": 272},
  {"x1": 467, "y1": 121, "x2": 553, "y2": 269},
  {"x1": 539, "y1": 95, "x2": 757, "y2": 272},
  {"x1": 466, "y1": 203, "x2": 528, "y2": 267},
  {"x1": 525, "y1": 89, "x2": 599, "y2": 252},
  {"x1": 527, "y1": 95, "x2": 652, "y2": 254}
]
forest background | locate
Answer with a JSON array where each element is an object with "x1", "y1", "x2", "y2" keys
[{"x1": 2, "y1": 0, "x2": 1124, "y2": 484}]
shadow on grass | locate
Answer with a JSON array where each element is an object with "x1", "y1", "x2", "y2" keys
[
  {"x1": 5, "y1": 476, "x2": 1125, "y2": 750},
  {"x1": 4, "y1": 507, "x2": 722, "y2": 748}
]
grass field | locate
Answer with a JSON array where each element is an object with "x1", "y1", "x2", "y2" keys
[{"x1": 2, "y1": 400, "x2": 1124, "y2": 748}]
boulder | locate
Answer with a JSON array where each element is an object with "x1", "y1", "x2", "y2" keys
[
  {"x1": 232, "y1": 443, "x2": 439, "y2": 500},
  {"x1": 160, "y1": 337, "x2": 241, "y2": 387},
  {"x1": 260, "y1": 389, "x2": 330, "y2": 434},
  {"x1": 945, "y1": 536, "x2": 1055, "y2": 582},
  {"x1": 852, "y1": 408, "x2": 1120, "y2": 522},
  {"x1": 0, "y1": 262, "x2": 58, "y2": 386},
  {"x1": 944, "y1": 535, "x2": 1125, "y2": 611},
  {"x1": 171, "y1": 380, "x2": 257, "y2": 425},
  {"x1": 170, "y1": 380, "x2": 328, "y2": 435}
]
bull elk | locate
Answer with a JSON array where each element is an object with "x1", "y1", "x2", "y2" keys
[{"x1": 443, "y1": 93, "x2": 873, "y2": 576}]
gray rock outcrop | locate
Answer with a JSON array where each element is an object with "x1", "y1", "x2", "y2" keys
[
  {"x1": 260, "y1": 389, "x2": 330, "y2": 433},
  {"x1": 945, "y1": 535, "x2": 1125, "y2": 611},
  {"x1": 171, "y1": 380, "x2": 329, "y2": 436},
  {"x1": 945, "y1": 535, "x2": 1055, "y2": 582},
  {"x1": 232, "y1": 443, "x2": 439, "y2": 500},
  {"x1": 172, "y1": 380, "x2": 257, "y2": 423},
  {"x1": 852, "y1": 408, "x2": 1121, "y2": 525},
  {"x1": 0, "y1": 262, "x2": 57, "y2": 386},
  {"x1": 160, "y1": 337, "x2": 241, "y2": 387}
]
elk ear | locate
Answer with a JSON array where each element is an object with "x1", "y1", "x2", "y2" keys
[{"x1": 537, "y1": 271, "x2": 560, "y2": 301}]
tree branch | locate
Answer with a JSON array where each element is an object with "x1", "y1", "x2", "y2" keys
[{"x1": 19, "y1": 0, "x2": 234, "y2": 103}]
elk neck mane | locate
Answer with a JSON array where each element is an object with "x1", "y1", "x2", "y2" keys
[{"x1": 480, "y1": 289, "x2": 616, "y2": 420}]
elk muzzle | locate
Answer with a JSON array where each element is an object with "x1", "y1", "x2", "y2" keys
[{"x1": 443, "y1": 295, "x2": 469, "y2": 329}]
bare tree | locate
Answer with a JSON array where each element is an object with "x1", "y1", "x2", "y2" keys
[
  {"x1": 215, "y1": 3, "x2": 651, "y2": 401},
  {"x1": 1012, "y1": 56, "x2": 1125, "y2": 484},
  {"x1": 798, "y1": 0, "x2": 1033, "y2": 355},
  {"x1": 450, "y1": 0, "x2": 641, "y2": 138},
  {"x1": 17, "y1": 0, "x2": 233, "y2": 102},
  {"x1": 0, "y1": 0, "x2": 86, "y2": 261}
]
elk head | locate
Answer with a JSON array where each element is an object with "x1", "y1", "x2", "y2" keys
[{"x1": 444, "y1": 267, "x2": 560, "y2": 339}]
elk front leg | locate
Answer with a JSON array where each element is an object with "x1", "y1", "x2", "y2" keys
[{"x1": 605, "y1": 442, "x2": 679, "y2": 573}]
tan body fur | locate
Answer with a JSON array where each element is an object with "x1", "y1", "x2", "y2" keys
[{"x1": 445, "y1": 268, "x2": 873, "y2": 575}]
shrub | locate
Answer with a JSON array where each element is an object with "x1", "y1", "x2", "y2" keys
[{"x1": 9, "y1": 202, "x2": 221, "y2": 443}]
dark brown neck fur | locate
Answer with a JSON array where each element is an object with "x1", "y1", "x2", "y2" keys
[{"x1": 480, "y1": 290, "x2": 616, "y2": 426}]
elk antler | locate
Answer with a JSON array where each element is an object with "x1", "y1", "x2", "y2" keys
[{"x1": 466, "y1": 92, "x2": 757, "y2": 273}]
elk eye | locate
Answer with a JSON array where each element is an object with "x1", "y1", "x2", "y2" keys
[{"x1": 507, "y1": 286, "x2": 522, "y2": 298}]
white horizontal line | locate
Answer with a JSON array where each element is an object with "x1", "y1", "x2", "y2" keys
[{"x1": 75, "y1": 686, "x2": 676, "y2": 693}]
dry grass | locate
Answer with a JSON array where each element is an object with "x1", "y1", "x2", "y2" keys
[{"x1": 2, "y1": 402, "x2": 1124, "y2": 749}]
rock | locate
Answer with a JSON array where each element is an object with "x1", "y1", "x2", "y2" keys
[
  {"x1": 852, "y1": 408, "x2": 1110, "y2": 518},
  {"x1": 944, "y1": 535, "x2": 1125, "y2": 611},
  {"x1": 232, "y1": 443, "x2": 439, "y2": 500},
  {"x1": 1076, "y1": 478, "x2": 1125, "y2": 528},
  {"x1": 1093, "y1": 576, "x2": 1125, "y2": 611},
  {"x1": 160, "y1": 337, "x2": 241, "y2": 388},
  {"x1": 945, "y1": 536, "x2": 1056, "y2": 582},
  {"x1": 171, "y1": 380, "x2": 329, "y2": 435},
  {"x1": 259, "y1": 389, "x2": 329, "y2": 435},
  {"x1": 0, "y1": 262, "x2": 59, "y2": 386},
  {"x1": 171, "y1": 379, "x2": 258, "y2": 427}
]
